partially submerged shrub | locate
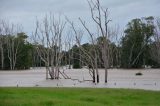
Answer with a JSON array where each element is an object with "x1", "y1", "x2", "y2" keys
[{"x1": 135, "y1": 72, "x2": 143, "y2": 76}]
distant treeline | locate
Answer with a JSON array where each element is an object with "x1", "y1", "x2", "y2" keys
[{"x1": 0, "y1": 16, "x2": 160, "y2": 70}]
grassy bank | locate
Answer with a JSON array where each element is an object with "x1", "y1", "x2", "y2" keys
[{"x1": 0, "y1": 87, "x2": 160, "y2": 106}]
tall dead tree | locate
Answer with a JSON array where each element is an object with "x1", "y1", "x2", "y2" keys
[
  {"x1": 79, "y1": 0, "x2": 112, "y2": 83},
  {"x1": 34, "y1": 15, "x2": 68, "y2": 79}
]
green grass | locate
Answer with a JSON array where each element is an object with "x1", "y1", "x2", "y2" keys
[{"x1": 0, "y1": 87, "x2": 160, "y2": 106}]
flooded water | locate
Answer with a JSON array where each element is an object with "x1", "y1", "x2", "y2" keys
[{"x1": 0, "y1": 68, "x2": 160, "y2": 91}]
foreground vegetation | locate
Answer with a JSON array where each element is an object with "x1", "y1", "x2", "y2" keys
[{"x1": 0, "y1": 87, "x2": 160, "y2": 106}]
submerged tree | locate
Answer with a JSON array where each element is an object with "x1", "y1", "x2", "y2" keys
[
  {"x1": 66, "y1": 0, "x2": 119, "y2": 83},
  {"x1": 33, "y1": 14, "x2": 69, "y2": 79},
  {"x1": 79, "y1": 0, "x2": 114, "y2": 83}
]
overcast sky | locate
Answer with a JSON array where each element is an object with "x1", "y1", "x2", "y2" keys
[{"x1": 0, "y1": 0, "x2": 160, "y2": 36}]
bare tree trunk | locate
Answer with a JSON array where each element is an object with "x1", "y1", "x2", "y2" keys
[
  {"x1": 95, "y1": 53, "x2": 99, "y2": 83},
  {"x1": 101, "y1": 43, "x2": 108, "y2": 83},
  {"x1": 7, "y1": 37, "x2": 13, "y2": 70},
  {"x1": 34, "y1": 14, "x2": 66, "y2": 80}
]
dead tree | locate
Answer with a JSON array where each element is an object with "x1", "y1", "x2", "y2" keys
[
  {"x1": 33, "y1": 14, "x2": 68, "y2": 79},
  {"x1": 1, "y1": 21, "x2": 22, "y2": 70},
  {"x1": 79, "y1": 0, "x2": 112, "y2": 83},
  {"x1": 66, "y1": 17, "x2": 98, "y2": 83}
]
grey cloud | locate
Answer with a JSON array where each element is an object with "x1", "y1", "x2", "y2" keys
[{"x1": 0, "y1": 0, "x2": 160, "y2": 35}]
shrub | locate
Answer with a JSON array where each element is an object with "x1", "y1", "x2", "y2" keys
[{"x1": 135, "y1": 72, "x2": 143, "y2": 76}]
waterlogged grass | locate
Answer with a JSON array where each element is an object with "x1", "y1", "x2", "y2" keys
[{"x1": 0, "y1": 87, "x2": 160, "y2": 106}]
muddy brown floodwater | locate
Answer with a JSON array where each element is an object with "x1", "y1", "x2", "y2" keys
[{"x1": 0, "y1": 68, "x2": 160, "y2": 91}]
